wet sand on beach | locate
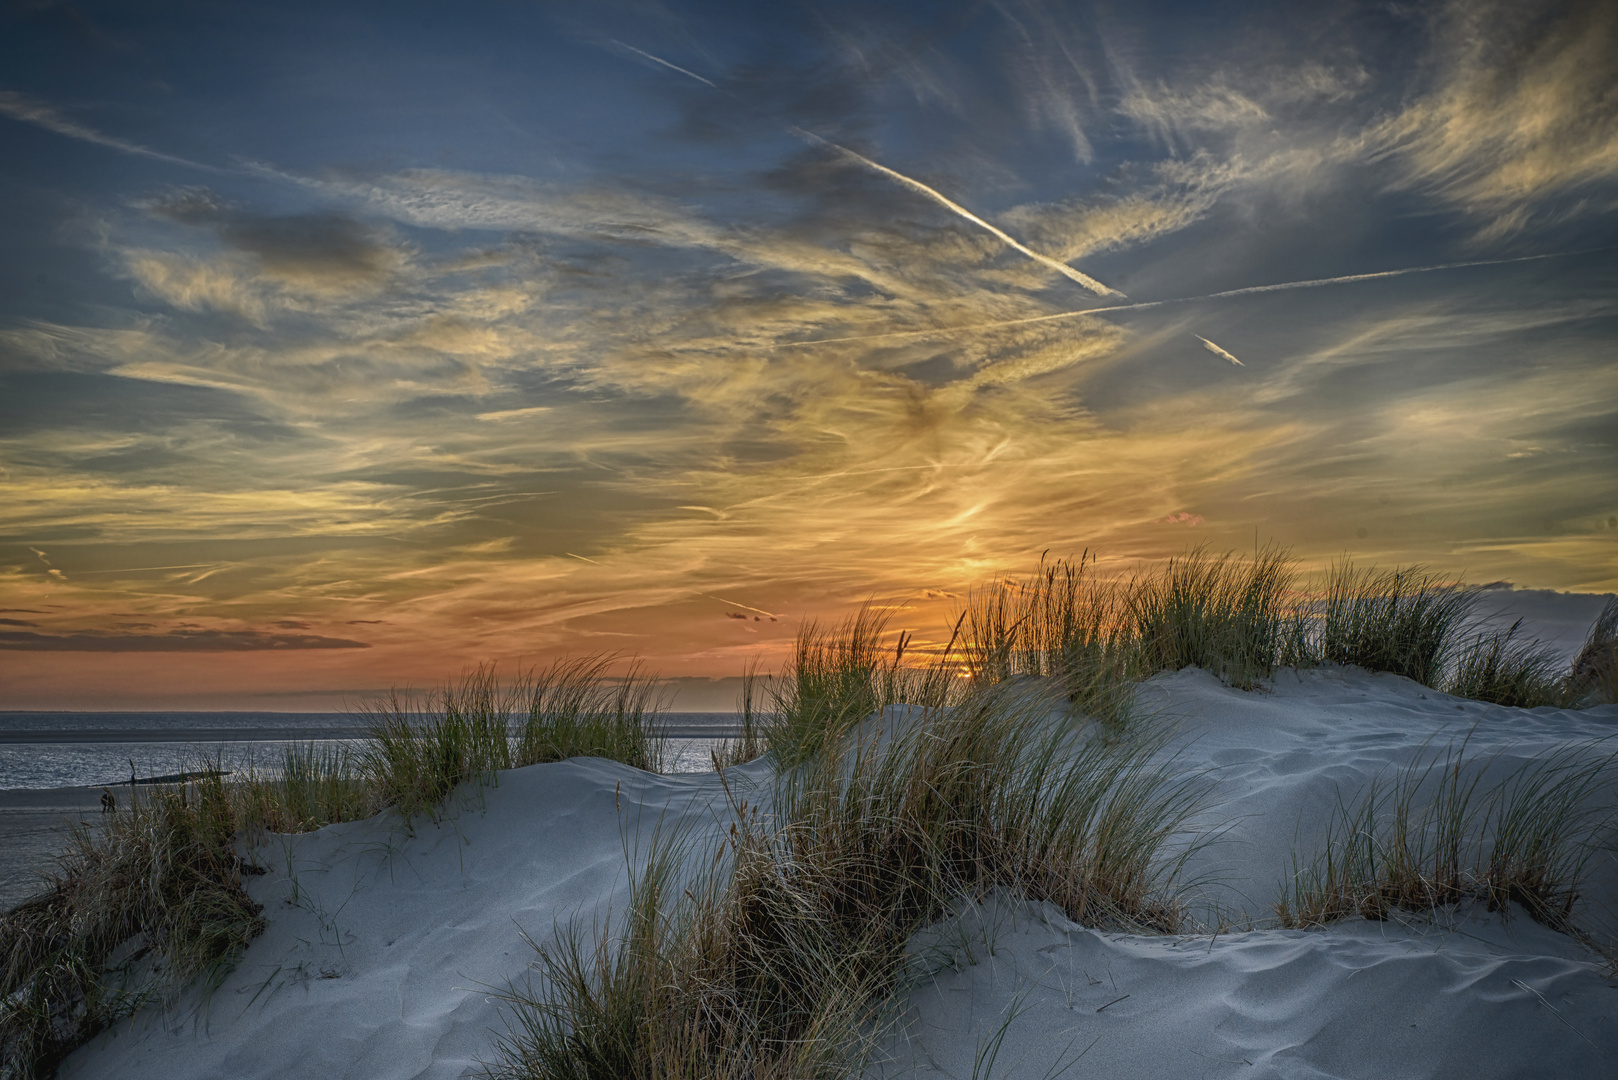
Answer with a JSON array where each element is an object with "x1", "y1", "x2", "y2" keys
[{"x1": 0, "y1": 786, "x2": 107, "y2": 911}]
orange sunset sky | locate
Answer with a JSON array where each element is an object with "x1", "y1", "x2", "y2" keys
[{"x1": 2, "y1": 0, "x2": 1615, "y2": 710}]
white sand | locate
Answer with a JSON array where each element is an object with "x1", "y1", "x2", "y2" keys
[{"x1": 62, "y1": 669, "x2": 1618, "y2": 1079}]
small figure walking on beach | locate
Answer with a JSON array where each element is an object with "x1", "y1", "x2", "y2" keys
[{"x1": 100, "y1": 788, "x2": 116, "y2": 814}]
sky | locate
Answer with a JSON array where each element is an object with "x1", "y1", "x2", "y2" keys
[{"x1": 1, "y1": 0, "x2": 1616, "y2": 710}]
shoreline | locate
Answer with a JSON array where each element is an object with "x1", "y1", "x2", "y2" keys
[
  {"x1": 0, "y1": 718, "x2": 743, "y2": 744},
  {"x1": 0, "y1": 786, "x2": 107, "y2": 911}
]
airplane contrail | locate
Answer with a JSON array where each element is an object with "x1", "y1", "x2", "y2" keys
[
  {"x1": 791, "y1": 128, "x2": 1124, "y2": 299},
  {"x1": 1194, "y1": 335, "x2": 1243, "y2": 366},
  {"x1": 603, "y1": 44, "x2": 1123, "y2": 299},
  {"x1": 0, "y1": 91, "x2": 220, "y2": 172},
  {"x1": 702, "y1": 593, "x2": 780, "y2": 618},
  {"x1": 70, "y1": 563, "x2": 224, "y2": 575},
  {"x1": 609, "y1": 41, "x2": 718, "y2": 87},
  {"x1": 767, "y1": 248, "x2": 1602, "y2": 348}
]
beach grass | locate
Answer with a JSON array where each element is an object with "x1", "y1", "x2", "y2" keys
[
  {"x1": 1127, "y1": 544, "x2": 1295, "y2": 691},
  {"x1": 1446, "y1": 620, "x2": 1572, "y2": 709},
  {"x1": 713, "y1": 660, "x2": 767, "y2": 770},
  {"x1": 1569, "y1": 598, "x2": 1618, "y2": 706},
  {"x1": 0, "y1": 781, "x2": 263, "y2": 1080},
  {"x1": 1277, "y1": 739, "x2": 1616, "y2": 931},
  {"x1": 1, "y1": 657, "x2": 668, "y2": 1079},
  {"x1": 487, "y1": 682, "x2": 1206, "y2": 1079},
  {"x1": 763, "y1": 607, "x2": 957, "y2": 768},
  {"x1": 360, "y1": 659, "x2": 668, "y2": 824},
  {"x1": 959, "y1": 552, "x2": 1137, "y2": 726},
  {"x1": 1314, "y1": 562, "x2": 1475, "y2": 688},
  {"x1": 228, "y1": 741, "x2": 374, "y2": 835},
  {"x1": 959, "y1": 548, "x2": 1618, "y2": 718}
]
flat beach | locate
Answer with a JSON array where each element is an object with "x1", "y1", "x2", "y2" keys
[{"x1": 0, "y1": 786, "x2": 105, "y2": 910}]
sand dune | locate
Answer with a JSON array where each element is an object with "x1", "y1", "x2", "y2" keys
[{"x1": 61, "y1": 668, "x2": 1617, "y2": 1079}]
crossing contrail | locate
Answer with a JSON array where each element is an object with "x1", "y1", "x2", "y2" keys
[
  {"x1": 768, "y1": 248, "x2": 1601, "y2": 348},
  {"x1": 791, "y1": 127, "x2": 1124, "y2": 299},
  {"x1": 1194, "y1": 335, "x2": 1243, "y2": 366},
  {"x1": 600, "y1": 43, "x2": 1124, "y2": 300},
  {"x1": 610, "y1": 41, "x2": 718, "y2": 87}
]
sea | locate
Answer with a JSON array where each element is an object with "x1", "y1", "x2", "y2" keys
[{"x1": 0, "y1": 711, "x2": 743, "y2": 791}]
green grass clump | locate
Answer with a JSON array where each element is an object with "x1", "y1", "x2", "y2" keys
[
  {"x1": 362, "y1": 659, "x2": 668, "y2": 823},
  {"x1": 513, "y1": 656, "x2": 668, "y2": 772},
  {"x1": 1128, "y1": 544, "x2": 1295, "y2": 690},
  {"x1": 0, "y1": 780, "x2": 263, "y2": 1080},
  {"x1": 960, "y1": 553, "x2": 1137, "y2": 725},
  {"x1": 1277, "y1": 739, "x2": 1616, "y2": 931},
  {"x1": 229, "y1": 741, "x2": 375, "y2": 835},
  {"x1": 1447, "y1": 620, "x2": 1571, "y2": 708},
  {"x1": 487, "y1": 683, "x2": 1206, "y2": 1079},
  {"x1": 764, "y1": 607, "x2": 954, "y2": 768},
  {"x1": 361, "y1": 669, "x2": 518, "y2": 824},
  {"x1": 1316, "y1": 562, "x2": 1475, "y2": 688},
  {"x1": 713, "y1": 661, "x2": 767, "y2": 770}
]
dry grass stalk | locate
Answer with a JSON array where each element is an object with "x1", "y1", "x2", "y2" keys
[
  {"x1": 0, "y1": 781, "x2": 263, "y2": 1080},
  {"x1": 1277, "y1": 739, "x2": 1616, "y2": 931}
]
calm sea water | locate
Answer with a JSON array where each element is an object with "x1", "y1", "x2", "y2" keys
[{"x1": 0, "y1": 712, "x2": 740, "y2": 790}]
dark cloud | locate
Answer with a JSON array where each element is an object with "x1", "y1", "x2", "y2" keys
[
  {"x1": 146, "y1": 188, "x2": 404, "y2": 289},
  {"x1": 224, "y1": 214, "x2": 401, "y2": 287},
  {"x1": 0, "y1": 629, "x2": 371, "y2": 651},
  {"x1": 0, "y1": 618, "x2": 38, "y2": 626}
]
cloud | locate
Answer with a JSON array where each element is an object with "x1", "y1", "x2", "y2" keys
[
  {"x1": 1372, "y1": 0, "x2": 1618, "y2": 237},
  {"x1": 123, "y1": 251, "x2": 271, "y2": 323},
  {"x1": 144, "y1": 191, "x2": 408, "y2": 294},
  {"x1": 1118, "y1": 82, "x2": 1269, "y2": 148},
  {"x1": 4, "y1": 2, "x2": 1616, "y2": 699},
  {"x1": 0, "y1": 629, "x2": 371, "y2": 651}
]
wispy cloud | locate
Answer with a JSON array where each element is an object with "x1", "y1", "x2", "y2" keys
[
  {"x1": 1371, "y1": 0, "x2": 1618, "y2": 238},
  {"x1": 0, "y1": 628, "x2": 370, "y2": 651},
  {"x1": 0, "y1": 90, "x2": 217, "y2": 171}
]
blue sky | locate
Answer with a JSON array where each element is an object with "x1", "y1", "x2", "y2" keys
[{"x1": 2, "y1": 0, "x2": 1615, "y2": 707}]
